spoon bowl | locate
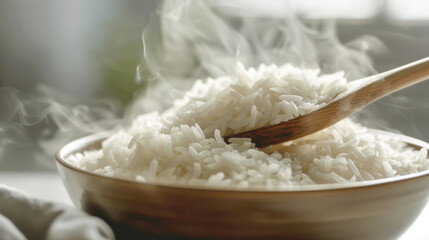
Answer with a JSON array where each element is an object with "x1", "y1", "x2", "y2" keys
[{"x1": 225, "y1": 57, "x2": 429, "y2": 148}]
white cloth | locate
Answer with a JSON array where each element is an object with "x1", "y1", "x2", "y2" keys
[{"x1": 0, "y1": 185, "x2": 115, "y2": 240}]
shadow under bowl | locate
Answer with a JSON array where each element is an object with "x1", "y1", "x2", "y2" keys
[{"x1": 56, "y1": 131, "x2": 429, "y2": 240}]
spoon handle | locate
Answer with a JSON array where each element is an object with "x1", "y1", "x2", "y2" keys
[
  {"x1": 225, "y1": 57, "x2": 429, "y2": 148},
  {"x1": 364, "y1": 56, "x2": 429, "y2": 104}
]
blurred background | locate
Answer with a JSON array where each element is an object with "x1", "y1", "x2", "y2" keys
[
  {"x1": 0, "y1": 0, "x2": 429, "y2": 179},
  {"x1": 0, "y1": 0, "x2": 157, "y2": 171}
]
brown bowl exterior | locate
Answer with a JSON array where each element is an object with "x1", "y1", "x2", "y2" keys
[{"x1": 56, "y1": 134, "x2": 429, "y2": 240}]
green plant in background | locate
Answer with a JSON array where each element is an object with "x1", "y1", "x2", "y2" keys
[{"x1": 96, "y1": 19, "x2": 147, "y2": 105}]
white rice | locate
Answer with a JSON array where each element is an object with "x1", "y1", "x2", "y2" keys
[{"x1": 67, "y1": 63, "x2": 429, "y2": 190}]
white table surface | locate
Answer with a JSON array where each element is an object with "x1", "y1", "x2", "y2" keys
[{"x1": 1, "y1": 171, "x2": 429, "y2": 239}]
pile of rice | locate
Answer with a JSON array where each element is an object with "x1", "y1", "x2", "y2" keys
[{"x1": 67, "y1": 63, "x2": 429, "y2": 189}]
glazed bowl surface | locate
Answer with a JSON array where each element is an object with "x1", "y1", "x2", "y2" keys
[{"x1": 56, "y1": 131, "x2": 429, "y2": 240}]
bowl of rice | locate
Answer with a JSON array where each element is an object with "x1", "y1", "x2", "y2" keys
[{"x1": 56, "y1": 63, "x2": 429, "y2": 239}]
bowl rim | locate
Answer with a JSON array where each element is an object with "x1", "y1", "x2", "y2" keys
[{"x1": 56, "y1": 129, "x2": 429, "y2": 193}]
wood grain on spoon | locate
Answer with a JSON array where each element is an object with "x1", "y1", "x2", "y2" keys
[{"x1": 224, "y1": 57, "x2": 429, "y2": 148}]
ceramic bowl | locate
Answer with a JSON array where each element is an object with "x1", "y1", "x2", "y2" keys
[{"x1": 56, "y1": 131, "x2": 429, "y2": 240}]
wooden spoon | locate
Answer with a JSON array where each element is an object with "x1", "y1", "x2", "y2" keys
[{"x1": 224, "y1": 57, "x2": 429, "y2": 148}]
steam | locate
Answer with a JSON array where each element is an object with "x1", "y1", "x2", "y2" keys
[
  {"x1": 357, "y1": 94, "x2": 429, "y2": 141},
  {"x1": 137, "y1": 0, "x2": 384, "y2": 87},
  {"x1": 1, "y1": 0, "x2": 391, "y2": 168},
  {"x1": 0, "y1": 87, "x2": 122, "y2": 168}
]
